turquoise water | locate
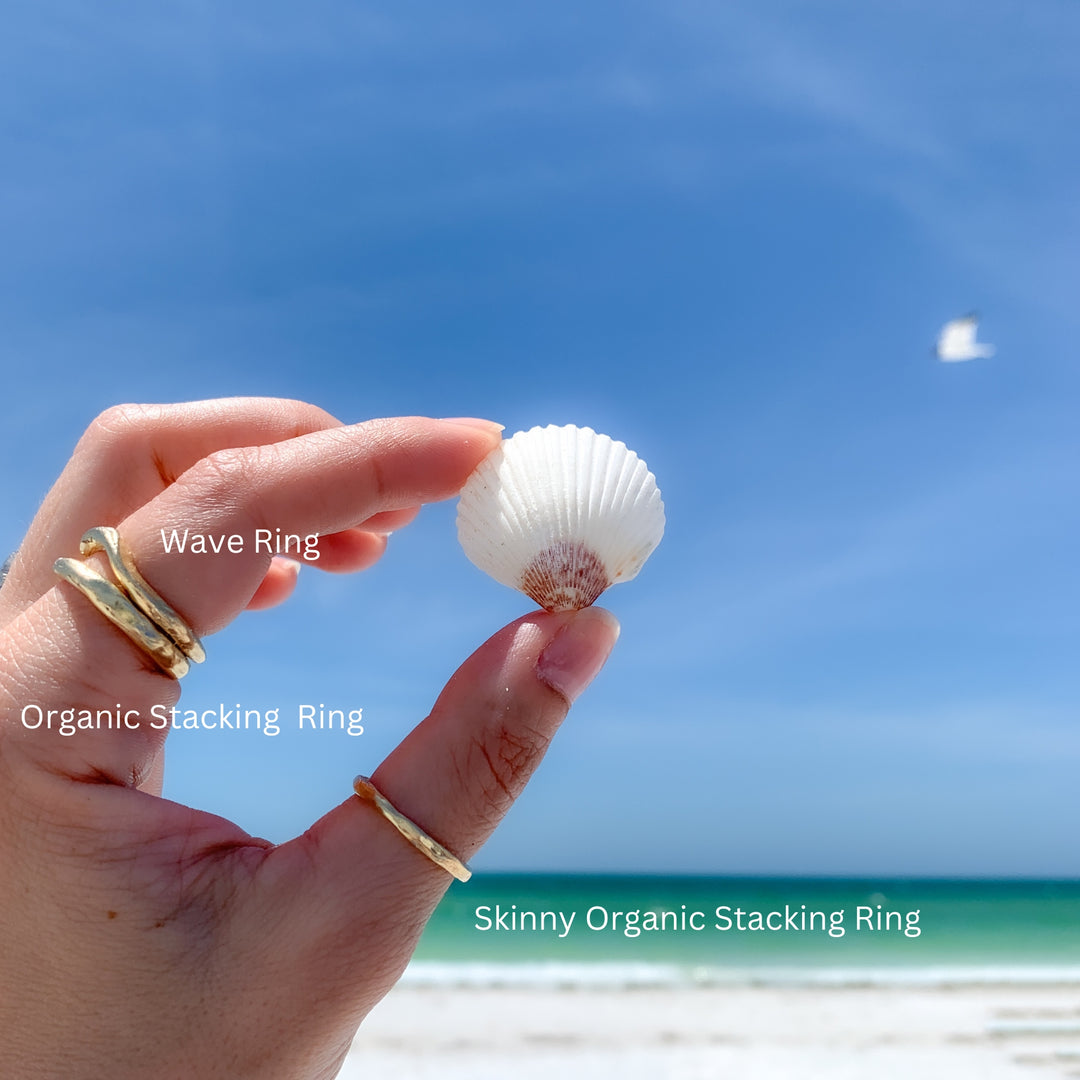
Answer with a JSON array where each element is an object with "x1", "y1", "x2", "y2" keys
[{"x1": 409, "y1": 875, "x2": 1080, "y2": 986}]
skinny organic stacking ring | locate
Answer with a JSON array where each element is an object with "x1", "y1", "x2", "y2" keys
[{"x1": 353, "y1": 775, "x2": 472, "y2": 882}]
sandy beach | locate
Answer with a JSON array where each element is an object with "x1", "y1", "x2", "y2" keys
[{"x1": 341, "y1": 983, "x2": 1080, "y2": 1080}]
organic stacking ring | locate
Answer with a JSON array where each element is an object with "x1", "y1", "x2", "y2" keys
[{"x1": 53, "y1": 526, "x2": 205, "y2": 679}]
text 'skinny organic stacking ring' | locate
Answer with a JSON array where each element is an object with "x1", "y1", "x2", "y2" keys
[
  {"x1": 353, "y1": 775, "x2": 472, "y2": 882},
  {"x1": 53, "y1": 527, "x2": 205, "y2": 679}
]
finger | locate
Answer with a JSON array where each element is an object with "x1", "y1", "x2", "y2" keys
[
  {"x1": 0, "y1": 595, "x2": 182, "y2": 786},
  {"x1": 304, "y1": 530, "x2": 388, "y2": 574},
  {"x1": 245, "y1": 557, "x2": 302, "y2": 611},
  {"x1": 0, "y1": 398, "x2": 345, "y2": 624},
  {"x1": 243, "y1": 511, "x2": 420, "y2": 577},
  {"x1": 244, "y1": 526, "x2": 394, "y2": 605},
  {"x1": 245, "y1": 526, "x2": 400, "y2": 581},
  {"x1": 1, "y1": 418, "x2": 502, "y2": 783},
  {"x1": 116, "y1": 417, "x2": 502, "y2": 634},
  {"x1": 355, "y1": 506, "x2": 421, "y2": 535},
  {"x1": 275, "y1": 606, "x2": 619, "y2": 1011},
  {"x1": 137, "y1": 745, "x2": 166, "y2": 796}
]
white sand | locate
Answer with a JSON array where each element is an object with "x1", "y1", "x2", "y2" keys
[{"x1": 340, "y1": 984, "x2": 1080, "y2": 1080}]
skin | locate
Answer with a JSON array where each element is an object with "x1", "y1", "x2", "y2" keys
[{"x1": 0, "y1": 398, "x2": 620, "y2": 1080}]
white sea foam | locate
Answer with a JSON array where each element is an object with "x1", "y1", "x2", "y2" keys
[
  {"x1": 401, "y1": 960, "x2": 1080, "y2": 991},
  {"x1": 402, "y1": 962, "x2": 686, "y2": 990}
]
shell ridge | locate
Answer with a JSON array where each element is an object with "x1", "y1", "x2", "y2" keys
[
  {"x1": 556, "y1": 426, "x2": 575, "y2": 546},
  {"x1": 574, "y1": 425, "x2": 595, "y2": 543},
  {"x1": 456, "y1": 424, "x2": 664, "y2": 611}
]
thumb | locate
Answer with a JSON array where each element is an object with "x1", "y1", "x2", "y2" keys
[
  {"x1": 270, "y1": 607, "x2": 619, "y2": 1010},
  {"x1": 374, "y1": 605, "x2": 620, "y2": 860}
]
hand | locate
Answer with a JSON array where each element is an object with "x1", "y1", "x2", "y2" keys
[{"x1": 0, "y1": 398, "x2": 620, "y2": 1080}]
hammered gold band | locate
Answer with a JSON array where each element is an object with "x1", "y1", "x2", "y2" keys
[
  {"x1": 353, "y1": 775, "x2": 472, "y2": 883},
  {"x1": 80, "y1": 527, "x2": 206, "y2": 663},
  {"x1": 54, "y1": 527, "x2": 205, "y2": 680}
]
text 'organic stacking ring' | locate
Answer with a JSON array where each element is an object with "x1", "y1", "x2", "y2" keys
[
  {"x1": 353, "y1": 776, "x2": 472, "y2": 882},
  {"x1": 53, "y1": 526, "x2": 205, "y2": 679}
]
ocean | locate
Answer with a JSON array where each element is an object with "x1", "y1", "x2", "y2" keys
[{"x1": 405, "y1": 875, "x2": 1080, "y2": 989}]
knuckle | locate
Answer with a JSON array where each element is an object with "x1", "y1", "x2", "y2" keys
[
  {"x1": 79, "y1": 403, "x2": 163, "y2": 455},
  {"x1": 461, "y1": 718, "x2": 551, "y2": 824},
  {"x1": 171, "y1": 442, "x2": 280, "y2": 523},
  {"x1": 180, "y1": 445, "x2": 261, "y2": 508}
]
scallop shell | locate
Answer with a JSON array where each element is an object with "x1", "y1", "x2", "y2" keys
[{"x1": 456, "y1": 424, "x2": 665, "y2": 611}]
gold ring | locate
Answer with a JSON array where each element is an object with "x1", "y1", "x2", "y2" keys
[
  {"x1": 80, "y1": 527, "x2": 205, "y2": 663},
  {"x1": 353, "y1": 775, "x2": 472, "y2": 883},
  {"x1": 53, "y1": 558, "x2": 192, "y2": 678},
  {"x1": 53, "y1": 526, "x2": 205, "y2": 679}
]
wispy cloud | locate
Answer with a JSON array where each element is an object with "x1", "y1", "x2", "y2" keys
[
  {"x1": 648, "y1": 436, "x2": 1080, "y2": 665},
  {"x1": 657, "y1": 1, "x2": 1080, "y2": 318}
]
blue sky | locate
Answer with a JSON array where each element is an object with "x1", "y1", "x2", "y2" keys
[{"x1": 2, "y1": 1, "x2": 1078, "y2": 875}]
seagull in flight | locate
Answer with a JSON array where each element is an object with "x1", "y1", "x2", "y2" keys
[{"x1": 936, "y1": 314, "x2": 995, "y2": 362}]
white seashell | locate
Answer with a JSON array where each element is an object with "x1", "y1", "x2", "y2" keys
[{"x1": 456, "y1": 424, "x2": 665, "y2": 612}]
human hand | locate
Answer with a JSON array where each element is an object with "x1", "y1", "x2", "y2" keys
[{"x1": 0, "y1": 398, "x2": 620, "y2": 1080}]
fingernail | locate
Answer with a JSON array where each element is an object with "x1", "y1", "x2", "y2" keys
[
  {"x1": 536, "y1": 607, "x2": 621, "y2": 704},
  {"x1": 439, "y1": 417, "x2": 505, "y2": 435}
]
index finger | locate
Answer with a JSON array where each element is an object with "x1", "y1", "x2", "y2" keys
[
  {"x1": 0, "y1": 398, "x2": 346, "y2": 622},
  {"x1": 118, "y1": 416, "x2": 504, "y2": 634},
  {"x1": 2, "y1": 416, "x2": 502, "y2": 783}
]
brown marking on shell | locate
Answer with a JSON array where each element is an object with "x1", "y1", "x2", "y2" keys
[{"x1": 520, "y1": 540, "x2": 611, "y2": 612}]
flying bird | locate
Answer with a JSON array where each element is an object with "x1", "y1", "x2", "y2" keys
[{"x1": 936, "y1": 314, "x2": 995, "y2": 362}]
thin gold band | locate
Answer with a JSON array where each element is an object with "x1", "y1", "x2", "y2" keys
[
  {"x1": 353, "y1": 775, "x2": 472, "y2": 883},
  {"x1": 53, "y1": 526, "x2": 205, "y2": 680}
]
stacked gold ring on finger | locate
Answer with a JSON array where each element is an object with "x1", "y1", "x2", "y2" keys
[
  {"x1": 353, "y1": 776, "x2": 472, "y2": 882},
  {"x1": 53, "y1": 527, "x2": 205, "y2": 679}
]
